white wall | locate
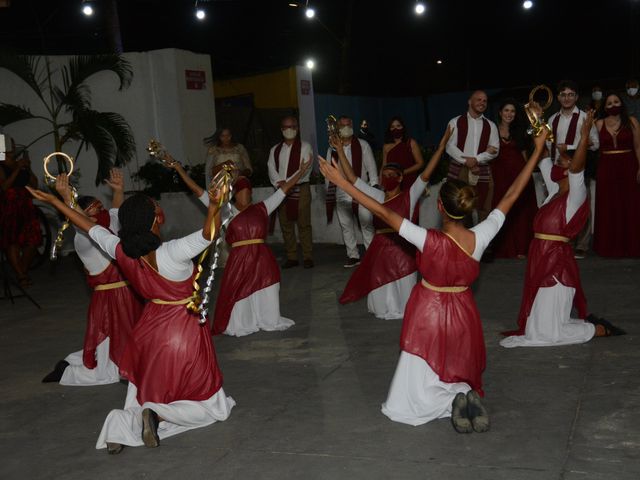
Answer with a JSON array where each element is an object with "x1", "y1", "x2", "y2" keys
[{"x1": 0, "y1": 48, "x2": 215, "y2": 202}]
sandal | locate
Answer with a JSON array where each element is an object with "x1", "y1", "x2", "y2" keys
[
  {"x1": 451, "y1": 392, "x2": 473, "y2": 433},
  {"x1": 586, "y1": 314, "x2": 626, "y2": 337}
]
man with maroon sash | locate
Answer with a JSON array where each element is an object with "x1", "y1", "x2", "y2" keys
[
  {"x1": 325, "y1": 115, "x2": 378, "y2": 268},
  {"x1": 446, "y1": 90, "x2": 499, "y2": 225},
  {"x1": 267, "y1": 115, "x2": 314, "y2": 269},
  {"x1": 546, "y1": 80, "x2": 599, "y2": 259}
]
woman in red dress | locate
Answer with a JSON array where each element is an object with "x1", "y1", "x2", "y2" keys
[
  {"x1": 0, "y1": 139, "x2": 41, "y2": 288},
  {"x1": 167, "y1": 157, "x2": 311, "y2": 336},
  {"x1": 29, "y1": 182, "x2": 234, "y2": 454},
  {"x1": 320, "y1": 127, "x2": 549, "y2": 434},
  {"x1": 593, "y1": 93, "x2": 640, "y2": 257},
  {"x1": 490, "y1": 100, "x2": 538, "y2": 258},
  {"x1": 381, "y1": 117, "x2": 425, "y2": 189},
  {"x1": 337, "y1": 129, "x2": 451, "y2": 320}
]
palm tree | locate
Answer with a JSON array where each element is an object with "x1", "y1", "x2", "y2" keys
[{"x1": 0, "y1": 53, "x2": 136, "y2": 184}]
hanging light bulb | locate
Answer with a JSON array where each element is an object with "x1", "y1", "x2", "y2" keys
[
  {"x1": 523, "y1": 1, "x2": 533, "y2": 9},
  {"x1": 415, "y1": 2, "x2": 426, "y2": 15},
  {"x1": 195, "y1": 1, "x2": 206, "y2": 20},
  {"x1": 305, "y1": 58, "x2": 315, "y2": 70},
  {"x1": 81, "y1": 1, "x2": 94, "y2": 16}
]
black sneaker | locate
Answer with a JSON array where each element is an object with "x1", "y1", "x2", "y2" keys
[{"x1": 343, "y1": 258, "x2": 360, "y2": 268}]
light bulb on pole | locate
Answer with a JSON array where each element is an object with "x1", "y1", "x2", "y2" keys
[
  {"x1": 523, "y1": 1, "x2": 533, "y2": 9},
  {"x1": 415, "y1": 2, "x2": 426, "y2": 15},
  {"x1": 81, "y1": 1, "x2": 94, "y2": 16},
  {"x1": 305, "y1": 58, "x2": 315, "y2": 70}
]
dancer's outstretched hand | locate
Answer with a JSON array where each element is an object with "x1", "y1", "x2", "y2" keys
[
  {"x1": 26, "y1": 186, "x2": 56, "y2": 204},
  {"x1": 532, "y1": 126, "x2": 549, "y2": 151},
  {"x1": 105, "y1": 168, "x2": 124, "y2": 192},
  {"x1": 318, "y1": 156, "x2": 346, "y2": 186}
]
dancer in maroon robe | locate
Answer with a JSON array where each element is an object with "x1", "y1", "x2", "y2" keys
[
  {"x1": 320, "y1": 126, "x2": 549, "y2": 434},
  {"x1": 337, "y1": 128, "x2": 452, "y2": 319},
  {"x1": 501, "y1": 112, "x2": 625, "y2": 348},
  {"x1": 593, "y1": 93, "x2": 640, "y2": 257},
  {"x1": 28, "y1": 181, "x2": 235, "y2": 454},
  {"x1": 166, "y1": 156, "x2": 311, "y2": 336},
  {"x1": 42, "y1": 170, "x2": 143, "y2": 385}
]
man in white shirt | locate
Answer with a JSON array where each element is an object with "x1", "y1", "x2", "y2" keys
[
  {"x1": 325, "y1": 116, "x2": 378, "y2": 267},
  {"x1": 267, "y1": 116, "x2": 314, "y2": 268},
  {"x1": 445, "y1": 90, "x2": 499, "y2": 226},
  {"x1": 547, "y1": 80, "x2": 599, "y2": 258}
]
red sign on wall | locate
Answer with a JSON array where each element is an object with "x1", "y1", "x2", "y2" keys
[{"x1": 185, "y1": 70, "x2": 206, "y2": 90}]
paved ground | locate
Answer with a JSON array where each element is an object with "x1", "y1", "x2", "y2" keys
[{"x1": 1, "y1": 245, "x2": 639, "y2": 480}]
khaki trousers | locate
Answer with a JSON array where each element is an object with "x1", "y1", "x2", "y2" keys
[{"x1": 278, "y1": 183, "x2": 313, "y2": 261}]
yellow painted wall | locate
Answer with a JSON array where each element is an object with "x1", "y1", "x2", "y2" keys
[{"x1": 213, "y1": 67, "x2": 298, "y2": 109}]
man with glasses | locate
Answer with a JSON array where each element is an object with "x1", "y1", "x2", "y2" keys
[
  {"x1": 547, "y1": 80, "x2": 599, "y2": 259},
  {"x1": 267, "y1": 115, "x2": 314, "y2": 268}
]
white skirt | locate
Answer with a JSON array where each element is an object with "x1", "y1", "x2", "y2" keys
[
  {"x1": 96, "y1": 383, "x2": 235, "y2": 449},
  {"x1": 224, "y1": 282, "x2": 294, "y2": 337},
  {"x1": 367, "y1": 272, "x2": 417, "y2": 320},
  {"x1": 381, "y1": 352, "x2": 471, "y2": 426},
  {"x1": 60, "y1": 337, "x2": 120, "y2": 386},
  {"x1": 500, "y1": 279, "x2": 595, "y2": 348}
]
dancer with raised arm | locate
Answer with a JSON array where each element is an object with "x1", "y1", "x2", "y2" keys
[
  {"x1": 28, "y1": 181, "x2": 234, "y2": 454},
  {"x1": 501, "y1": 111, "x2": 625, "y2": 348},
  {"x1": 336, "y1": 128, "x2": 452, "y2": 320},
  {"x1": 319, "y1": 127, "x2": 549, "y2": 434},
  {"x1": 168, "y1": 157, "x2": 311, "y2": 336},
  {"x1": 41, "y1": 169, "x2": 143, "y2": 386}
]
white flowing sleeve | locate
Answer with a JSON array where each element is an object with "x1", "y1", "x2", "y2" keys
[
  {"x1": 566, "y1": 171, "x2": 587, "y2": 222},
  {"x1": 408, "y1": 177, "x2": 427, "y2": 218},
  {"x1": 354, "y1": 178, "x2": 385, "y2": 202},
  {"x1": 470, "y1": 209, "x2": 506, "y2": 261},
  {"x1": 108, "y1": 208, "x2": 120, "y2": 234},
  {"x1": 399, "y1": 219, "x2": 427, "y2": 253},
  {"x1": 263, "y1": 189, "x2": 286, "y2": 215},
  {"x1": 156, "y1": 230, "x2": 212, "y2": 281},
  {"x1": 88, "y1": 225, "x2": 120, "y2": 260},
  {"x1": 538, "y1": 157, "x2": 559, "y2": 201},
  {"x1": 198, "y1": 191, "x2": 210, "y2": 207}
]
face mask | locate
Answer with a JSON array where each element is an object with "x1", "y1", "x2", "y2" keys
[
  {"x1": 605, "y1": 105, "x2": 622, "y2": 116},
  {"x1": 391, "y1": 128, "x2": 404, "y2": 139},
  {"x1": 339, "y1": 126, "x2": 353, "y2": 138},
  {"x1": 381, "y1": 175, "x2": 401, "y2": 191},
  {"x1": 550, "y1": 164, "x2": 568, "y2": 183},
  {"x1": 360, "y1": 127, "x2": 369, "y2": 134},
  {"x1": 94, "y1": 209, "x2": 111, "y2": 229},
  {"x1": 627, "y1": 88, "x2": 639, "y2": 97},
  {"x1": 592, "y1": 91, "x2": 602, "y2": 101},
  {"x1": 282, "y1": 128, "x2": 297, "y2": 140}
]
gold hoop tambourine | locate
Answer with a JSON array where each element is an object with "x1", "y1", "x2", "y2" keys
[
  {"x1": 524, "y1": 85, "x2": 555, "y2": 143},
  {"x1": 187, "y1": 163, "x2": 236, "y2": 323},
  {"x1": 43, "y1": 152, "x2": 78, "y2": 260},
  {"x1": 147, "y1": 138, "x2": 178, "y2": 167}
]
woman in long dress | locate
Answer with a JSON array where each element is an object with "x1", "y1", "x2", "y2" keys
[
  {"x1": 501, "y1": 111, "x2": 625, "y2": 348},
  {"x1": 490, "y1": 100, "x2": 538, "y2": 258},
  {"x1": 28, "y1": 181, "x2": 235, "y2": 454},
  {"x1": 169, "y1": 158, "x2": 311, "y2": 336},
  {"x1": 319, "y1": 127, "x2": 550, "y2": 433},
  {"x1": 593, "y1": 93, "x2": 640, "y2": 257},
  {"x1": 337, "y1": 129, "x2": 451, "y2": 320},
  {"x1": 381, "y1": 117, "x2": 425, "y2": 189}
]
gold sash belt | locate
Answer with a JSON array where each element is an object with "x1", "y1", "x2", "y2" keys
[
  {"x1": 151, "y1": 296, "x2": 194, "y2": 305},
  {"x1": 231, "y1": 239, "x2": 265, "y2": 248},
  {"x1": 602, "y1": 149, "x2": 632, "y2": 155},
  {"x1": 534, "y1": 233, "x2": 570, "y2": 243},
  {"x1": 94, "y1": 281, "x2": 129, "y2": 291},
  {"x1": 375, "y1": 228, "x2": 395, "y2": 234},
  {"x1": 421, "y1": 279, "x2": 468, "y2": 293}
]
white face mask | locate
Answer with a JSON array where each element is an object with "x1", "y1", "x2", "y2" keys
[
  {"x1": 592, "y1": 91, "x2": 603, "y2": 101},
  {"x1": 282, "y1": 128, "x2": 297, "y2": 140},
  {"x1": 627, "y1": 88, "x2": 639, "y2": 97},
  {"x1": 339, "y1": 126, "x2": 354, "y2": 138}
]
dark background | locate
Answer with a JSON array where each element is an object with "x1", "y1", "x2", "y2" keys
[{"x1": 1, "y1": 0, "x2": 639, "y2": 95}]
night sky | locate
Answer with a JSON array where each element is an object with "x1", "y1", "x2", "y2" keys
[{"x1": 1, "y1": 0, "x2": 638, "y2": 96}]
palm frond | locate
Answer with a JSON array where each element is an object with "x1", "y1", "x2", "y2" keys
[
  {"x1": 0, "y1": 103, "x2": 36, "y2": 127},
  {"x1": 68, "y1": 109, "x2": 136, "y2": 184},
  {"x1": 0, "y1": 53, "x2": 45, "y2": 101}
]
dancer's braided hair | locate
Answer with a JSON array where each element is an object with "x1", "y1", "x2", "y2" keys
[{"x1": 117, "y1": 194, "x2": 161, "y2": 258}]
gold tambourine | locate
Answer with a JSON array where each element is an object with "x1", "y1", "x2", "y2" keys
[
  {"x1": 147, "y1": 138, "x2": 177, "y2": 167},
  {"x1": 42, "y1": 151, "x2": 78, "y2": 260},
  {"x1": 43, "y1": 151, "x2": 74, "y2": 183},
  {"x1": 524, "y1": 85, "x2": 555, "y2": 143}
]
